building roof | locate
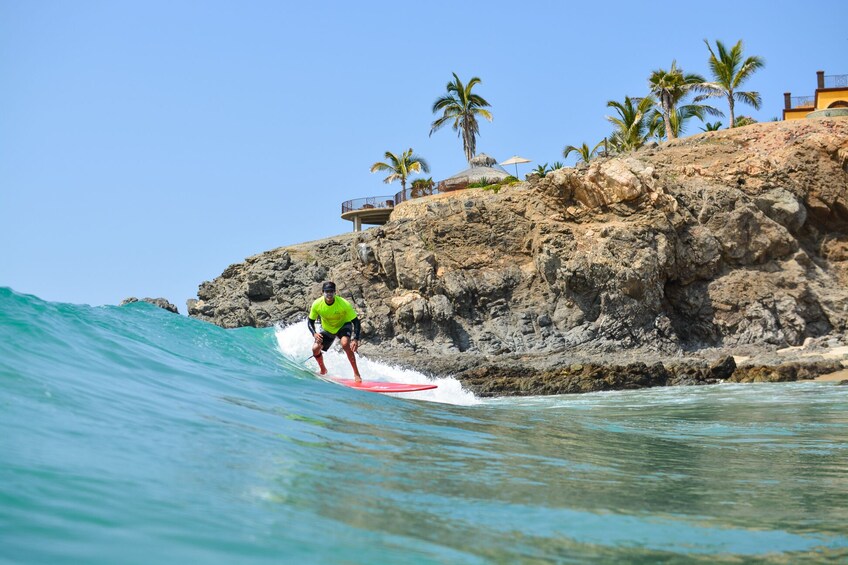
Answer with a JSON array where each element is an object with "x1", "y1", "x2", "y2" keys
[{"x1": 442, "y1": 153, "x2": 510, "y2": 187}]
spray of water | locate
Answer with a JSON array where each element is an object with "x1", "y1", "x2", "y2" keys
[{"x1": 273, "y1": 323, "x2": 480, "y2": 405}]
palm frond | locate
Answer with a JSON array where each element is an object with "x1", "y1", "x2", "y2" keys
[
  {"x1": 733, "y1": 56, "x2": 765, "y2": 88},
  {"x1": 429, "y1": 114, "x2": 454, "y2": 136},
  {"x1": 563, "y1": 142, "x2": 601, "y2": 163},
  {"x1": 734, "y1": 90, "x2": 762, "y2": 109},
  {"x1": 431, "y1": 95, "x2": 457, "y2": 113},
  {"x1": 369, "y1": 162, "x2": 391, "y2": 174}
]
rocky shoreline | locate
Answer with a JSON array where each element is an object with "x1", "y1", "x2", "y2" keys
[
  {"x1": 366, "y1": 337, "x2": 848, "y2": 396},
  {"x1": 183, "y1": 119, "x2": 848, "y2": 396}
]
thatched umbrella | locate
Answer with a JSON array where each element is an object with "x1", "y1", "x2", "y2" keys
[
  {"x1": 500, "y1": 155, "x2": 531, "y2": 178},
  {"x1": 469, "y1": 153, "x2": 498, "y2": 167}
]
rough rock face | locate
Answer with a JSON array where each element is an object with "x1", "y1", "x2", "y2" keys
[
  {"x1": 121, "y1": 297, "x2": 180, "y2": 314},
  {"x1": 188, "y1": 119, "x2": 848, "y2": 389}
]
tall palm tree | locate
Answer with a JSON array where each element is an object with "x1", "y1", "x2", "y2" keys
[
  {"x1": 563, "y1": 141, "x2": 604, "y2": 164},
  {"x1": 698, "y1": 39, "x2": 765, "y2": 129},
  {"x1": 430, "y1": 73, "x2": 493, "y2": 163},
  {"x1": 370, "y1": 148, "x2": 430, "y2": 192},
  {"x1": 606, "y1": 96, "x2": 656, "y2": 152},
  {"x1": 648, "y1": 61, "x2": 721, "y2": 140}
]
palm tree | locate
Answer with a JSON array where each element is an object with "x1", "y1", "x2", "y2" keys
[
  {"x1": 532, "y1": 163, "x2": 549, "y2": 177},
  {"x1": 650, "y1": 105, "x2": 721, "y2": 140},
  {"x1": 370, "y1": 148, "x2": 430, "y2": 193},
  {"x1": 698, "y1": 39, "x2": 765, "y2": 129},
  {"x1": 563, "y1": 141, "x2": 605, "y2": 165},
  {"x1": 410, "y1": 177, "x2": 435, "y2": 198},
  {"x1": 430, "y1": 73, "x2": 493, "y2": 163},
  {"x1": 700, "y1": 121, "x2": 723, "y2": 132},
  {"x1": 606, "y1": 96, "x2": 656, "y2": 152},
  {"x1": 647, "y1": 61, "x2": 722, "y2": 140},
  {"x1": 734, "y1": 115, "x2": 758, "y2": 127}
]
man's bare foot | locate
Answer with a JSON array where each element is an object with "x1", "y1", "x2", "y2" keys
[
  {"x1": 319, "y1": 368, "x2": 328, "y2": 375},
  {"x1": 354, "y1": 375, "x2": 362, "y2": 383}
]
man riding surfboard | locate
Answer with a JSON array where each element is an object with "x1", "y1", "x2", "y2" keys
[{"x1": 307, "y1": 281, "x2": 362, "y2": 383}]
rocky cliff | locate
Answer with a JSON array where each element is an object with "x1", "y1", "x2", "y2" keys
[{"x1": 188, "y1": 119, "x2": 848, "y2": 394}]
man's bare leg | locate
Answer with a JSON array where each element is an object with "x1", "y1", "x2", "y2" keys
[
  {"x1": 340, "y1": 336, "x2": 361, "y2": 382},
  {"x1": 312, "y1": 339, "x2": 328, "y2": 375}
]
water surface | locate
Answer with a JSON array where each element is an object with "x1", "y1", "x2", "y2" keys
[{"x1": 2, "y1": 288, "x2": 846, "y2": 563}]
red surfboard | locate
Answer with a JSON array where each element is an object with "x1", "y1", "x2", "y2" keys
[{"x1": 331, "y1": 378, "x2": 437, "y2": 393}]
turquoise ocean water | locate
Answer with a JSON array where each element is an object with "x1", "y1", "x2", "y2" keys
[{"x1": 1, "y1": 286, "x2": 847, "y2": 564}]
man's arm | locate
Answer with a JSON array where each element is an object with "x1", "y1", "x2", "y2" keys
[
  {"x1": 351, "y1": 317, "x2": 361, "y2": 340},
  {"x1": 349, "y1": 316, "x2": 361, "y2": 353},
  {"x1": 307, "y1": 300, "x2": 321, "y2": 336}
]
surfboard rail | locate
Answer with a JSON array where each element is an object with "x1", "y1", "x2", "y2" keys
[{"x1": 329, "y1": 377, "x2": 437, "y2": 393}]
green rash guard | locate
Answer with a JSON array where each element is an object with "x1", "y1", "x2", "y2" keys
[{"x1": 308, "y1": 296, "x2": 358, "y2": 335}]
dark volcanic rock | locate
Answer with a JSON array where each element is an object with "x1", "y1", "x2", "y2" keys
[
  {"x1": 730, "y1": 360, "x2": 844, "y2": 383},
  {"x1": 456, "y1": 362, "x2": 670, "y2": 397},
  {"x1": 120, "y1": 297, "x2": 179, "y2": 314}
]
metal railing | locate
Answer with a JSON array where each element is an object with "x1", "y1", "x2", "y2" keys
[
  {"x1": 824, "y1": 74, "x2": 848, "y2": 88},
  {"x1": 341, "y1": 195, "x2": 395, "y2": 214},
  {"x1": 394, "y1": 183, "x2": 442, "y2": 204},
  {"x1": 790, "y1": 95, "x2": 815, "y2": 108},
  {"x1": 342, "y1": 180, "x2": 477, "y2": 217}
]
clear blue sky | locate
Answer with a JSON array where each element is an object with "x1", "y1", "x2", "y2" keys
[{"x1": 2, "y1": 0, "x2": 846, "y2": 310}]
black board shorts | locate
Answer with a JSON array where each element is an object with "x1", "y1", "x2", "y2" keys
[{"x1": 319, "y1": 322, "x2": 354, "y2": 352}]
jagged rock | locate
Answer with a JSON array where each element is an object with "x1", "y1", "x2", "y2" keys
[
  {"x1": 456, "y1": 361, "x2": 670, "y2": 397},
  {"x1": 709, "y1": 355, "x2": 737, "y2": 380},
  {"x1": 730, "y1": 360, "x2": 843, "y2": 383},
  {"x1": 120, "y1": 297, "x2": 179, "y2": 314},
  {"x1": 188, "y1": 119, "x2": 848, "y2": 395}
]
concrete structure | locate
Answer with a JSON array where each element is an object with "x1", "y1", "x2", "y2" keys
[
  {"x1": 784, "y1": 70, "x2": 848, "y2": 120},
  {"x1": 341, "y1": 196, "x2": 394, "y2": 232}
]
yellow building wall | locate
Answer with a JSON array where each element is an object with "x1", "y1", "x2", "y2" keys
[
  {"x1": 783, "y1": 108, "x2": 811, "y2": 121},
  {"x1": 817, "y1": 89, "x2": 848, "y2": 109}
]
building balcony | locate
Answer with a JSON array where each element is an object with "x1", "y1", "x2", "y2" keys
[
  {"x1": 784, "y1": 71, "x2": 848, "y2": 121},
  {"x1": 341, "y1": 196, "x2": 395, "y2": 232}
]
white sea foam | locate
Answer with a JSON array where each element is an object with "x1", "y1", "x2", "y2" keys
[{"x1": 273, "y1": 323, "x2": 480, "y2": 406}]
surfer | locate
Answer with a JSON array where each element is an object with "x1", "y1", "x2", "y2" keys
[{"x1": 307, "y1": 281, "x2": 362, "y2": 383}]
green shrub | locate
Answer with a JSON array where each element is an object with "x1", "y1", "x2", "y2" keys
[
  {"x1": 469, "y1": 175, "x2": 520, "y2": 193},
  {"x1": 467, "y1": 177, "x2": 492, "y2": 188}
]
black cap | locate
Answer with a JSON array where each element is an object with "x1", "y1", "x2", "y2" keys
[{"x1": 322, "y1": 281, "x2": 336, "y2": 292}]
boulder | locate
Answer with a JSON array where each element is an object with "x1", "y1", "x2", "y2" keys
[{"x1": 120, "y1": 297, "x2": 179, "y2": 314}]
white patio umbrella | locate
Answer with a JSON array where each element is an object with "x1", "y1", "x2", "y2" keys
[{"x1": 500, "y1": 155, "x2": 531, "y2": 178}]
